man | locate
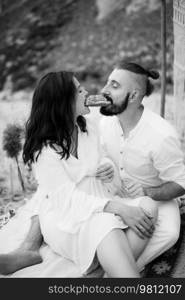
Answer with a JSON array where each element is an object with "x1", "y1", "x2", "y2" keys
[{"x1": 98, "y1": 61, "x2": 185, "y2": 270}]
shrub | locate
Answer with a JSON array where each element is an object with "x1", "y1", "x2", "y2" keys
[{"x1": 2, "y1": 123, "x2": 25, "y2": 192}]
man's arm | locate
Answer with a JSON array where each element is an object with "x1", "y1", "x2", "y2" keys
[
  {"x1": 144, "y1": 181, "x2": 185, "y2": 201},
  {"x1": 148, "y1": 133, "x2": 185, "y2": 201},
  {"x1": 121, "y1": 180, "x2": 185, "y2": 201},
  {"x1": 125, "y1": 133, "x2": 185, "y2": 201}
]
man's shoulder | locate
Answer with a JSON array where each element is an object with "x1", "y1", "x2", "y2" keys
[{"x1": 144, "y1": 108, "x2": 177, "y2": 139}]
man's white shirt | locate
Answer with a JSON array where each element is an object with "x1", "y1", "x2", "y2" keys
[{"x1": 99, "y1": 107, "x2": 185, "y2": 190}]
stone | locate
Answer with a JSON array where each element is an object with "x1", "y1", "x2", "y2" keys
[
  {"x1": 15, "y1": 38, "x2": 26, "y2": 46},
  {"x1": 95, "y1": 0, "x2": 124, "y2": 21},
  {"x1": 5, "y1": 35, "x2": 14, "y2": 46},
  {"x1": 34, "y1": 41, "x2": 47, "y2": 50},
  {"x1": 27, "y1": 65, "x2": 37, "y2": 75},
  {"x1": 5, "y1": 61, "x2": 14, "y2": 69},
  {"x1": 0, "y1": 54, "x2": 6, "y2": 63}
]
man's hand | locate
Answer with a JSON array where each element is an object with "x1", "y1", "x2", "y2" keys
[
  {"x1": 121, "y1": 180, "x2": 145, "y2": 198},
  {"x1": 119, "y1": 205, "x2": 155, "y2": 239},
  {"x1": 96, "y1": 163, "x2": 114, "y2": 183}
]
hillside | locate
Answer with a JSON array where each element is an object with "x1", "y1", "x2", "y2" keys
[{"x1": 0, "y1": 0, "x2": 173, "y2": 93}]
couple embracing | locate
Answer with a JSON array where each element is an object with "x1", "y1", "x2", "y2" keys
[{"x1": 0, "y1": 61, "x2": 184, "y2": 278}]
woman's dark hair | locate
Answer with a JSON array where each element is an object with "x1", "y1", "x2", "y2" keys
[
  {"x1": 116, "y1": 61, "x2": 160, "y2": 97},
  {"x1": 23, "y1": 71, "x2": 87, "y2": 164}
]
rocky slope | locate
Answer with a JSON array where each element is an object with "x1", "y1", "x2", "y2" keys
[{"x1": 0, "y1": 0, "x2": 173, "y2": 93}]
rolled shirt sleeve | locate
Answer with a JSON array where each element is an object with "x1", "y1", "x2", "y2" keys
[{"x1": 152, "y1": 135, "x2": 185, "y2": 190}]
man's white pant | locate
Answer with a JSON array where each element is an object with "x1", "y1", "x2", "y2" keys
[{"x1": 136, "y1": 199, "x2": 180, "y2": 271}]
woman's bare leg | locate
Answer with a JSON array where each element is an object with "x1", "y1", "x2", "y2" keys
[
  {"x1": 125, "y1": 229, "x2": 149, "y2": 260},
  {"x1": 97, "y1": 229, "x2": 140, "y2": 278},
  {"x1": 0, "y1": 215, "x2": 43, "y2": 275},
  {"x1": 102, "y1": 228, "x2": 149, "y2": 277},
  {"x1": 19, "y1": 215, "x2": 43, "y2": 250}
]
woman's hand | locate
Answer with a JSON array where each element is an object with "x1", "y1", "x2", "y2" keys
[
  {"x1": 95, "y1": 163, "x2": 114, "y2": 183},
  {"x1": 121, "y1": 180, "x2": 146, "y2": 198},
  {"x1": 119, "y1": 204, "x2": 155, "y2": 239}
]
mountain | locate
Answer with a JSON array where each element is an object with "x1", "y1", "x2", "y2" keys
[{"x1": 0, "y1": 0, "x2": 173, "y2": 93}]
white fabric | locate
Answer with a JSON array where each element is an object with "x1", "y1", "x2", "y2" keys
[
  {"x1": 137, "y1": 199, "x2": 180, "y2": 271},
  {"x1": 99, "y1": 107, "x2": 183, "y2": 269},
  {"x1": 99, "y1": 107, "x2": 185, "y2": 190},
  {"x1": 0, "y1": 118, "x2": 129, "y2": 277},
  {"x1": 0, "y1": 195, "x2": 152, "y2": 278}
]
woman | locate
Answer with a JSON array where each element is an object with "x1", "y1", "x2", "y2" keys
[{"x1": 0, "y1": 71, "x2": 158, "y2": 277}]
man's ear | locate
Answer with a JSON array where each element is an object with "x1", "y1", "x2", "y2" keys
[{"x1": 129, "y1": 89, "x2": 139, "y2": 103}]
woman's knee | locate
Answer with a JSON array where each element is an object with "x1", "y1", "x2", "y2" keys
[
  {"x1": 139, "y1": 196, "x2": 158, "y2": 223},
  {"x1": 165, "y1": 226, "x2": 180, "y2": 248}
]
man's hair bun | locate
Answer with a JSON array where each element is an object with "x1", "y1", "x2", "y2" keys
[{"x1": 147, "y1": 69, "x2": 160, "y2": 80}]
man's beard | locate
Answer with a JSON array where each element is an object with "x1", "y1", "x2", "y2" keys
[{"x1": 100, "y1": 93, "x2": 130, "y2": 116}]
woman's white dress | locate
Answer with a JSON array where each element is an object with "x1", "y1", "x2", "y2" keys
[{"x1": 0, "y1": 118, "x2": 128, "y2": 277}]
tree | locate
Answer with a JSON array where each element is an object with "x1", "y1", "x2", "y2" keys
[{"x1": 2, "y1": 123, "x2": 25, "y2": 193}]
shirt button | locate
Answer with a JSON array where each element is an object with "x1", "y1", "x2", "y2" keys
[
  {"x1": 120, "y1": 167, "x2": 123, "y2": 171},
  {"x1": 120, "y1": 151, "x2": 123, "y2": 154}
]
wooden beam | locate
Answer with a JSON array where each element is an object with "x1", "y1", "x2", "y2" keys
[{"x1": 160, "y1": 0, "x2": 167, "y2": 118}]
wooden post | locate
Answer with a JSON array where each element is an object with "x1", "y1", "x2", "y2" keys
[
  {"x1": 160, "y1": 0, "x2": 167, "y2": 118},
  {"x1": 173, "y1": 0, "x2": 185, "y2": 151}
]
